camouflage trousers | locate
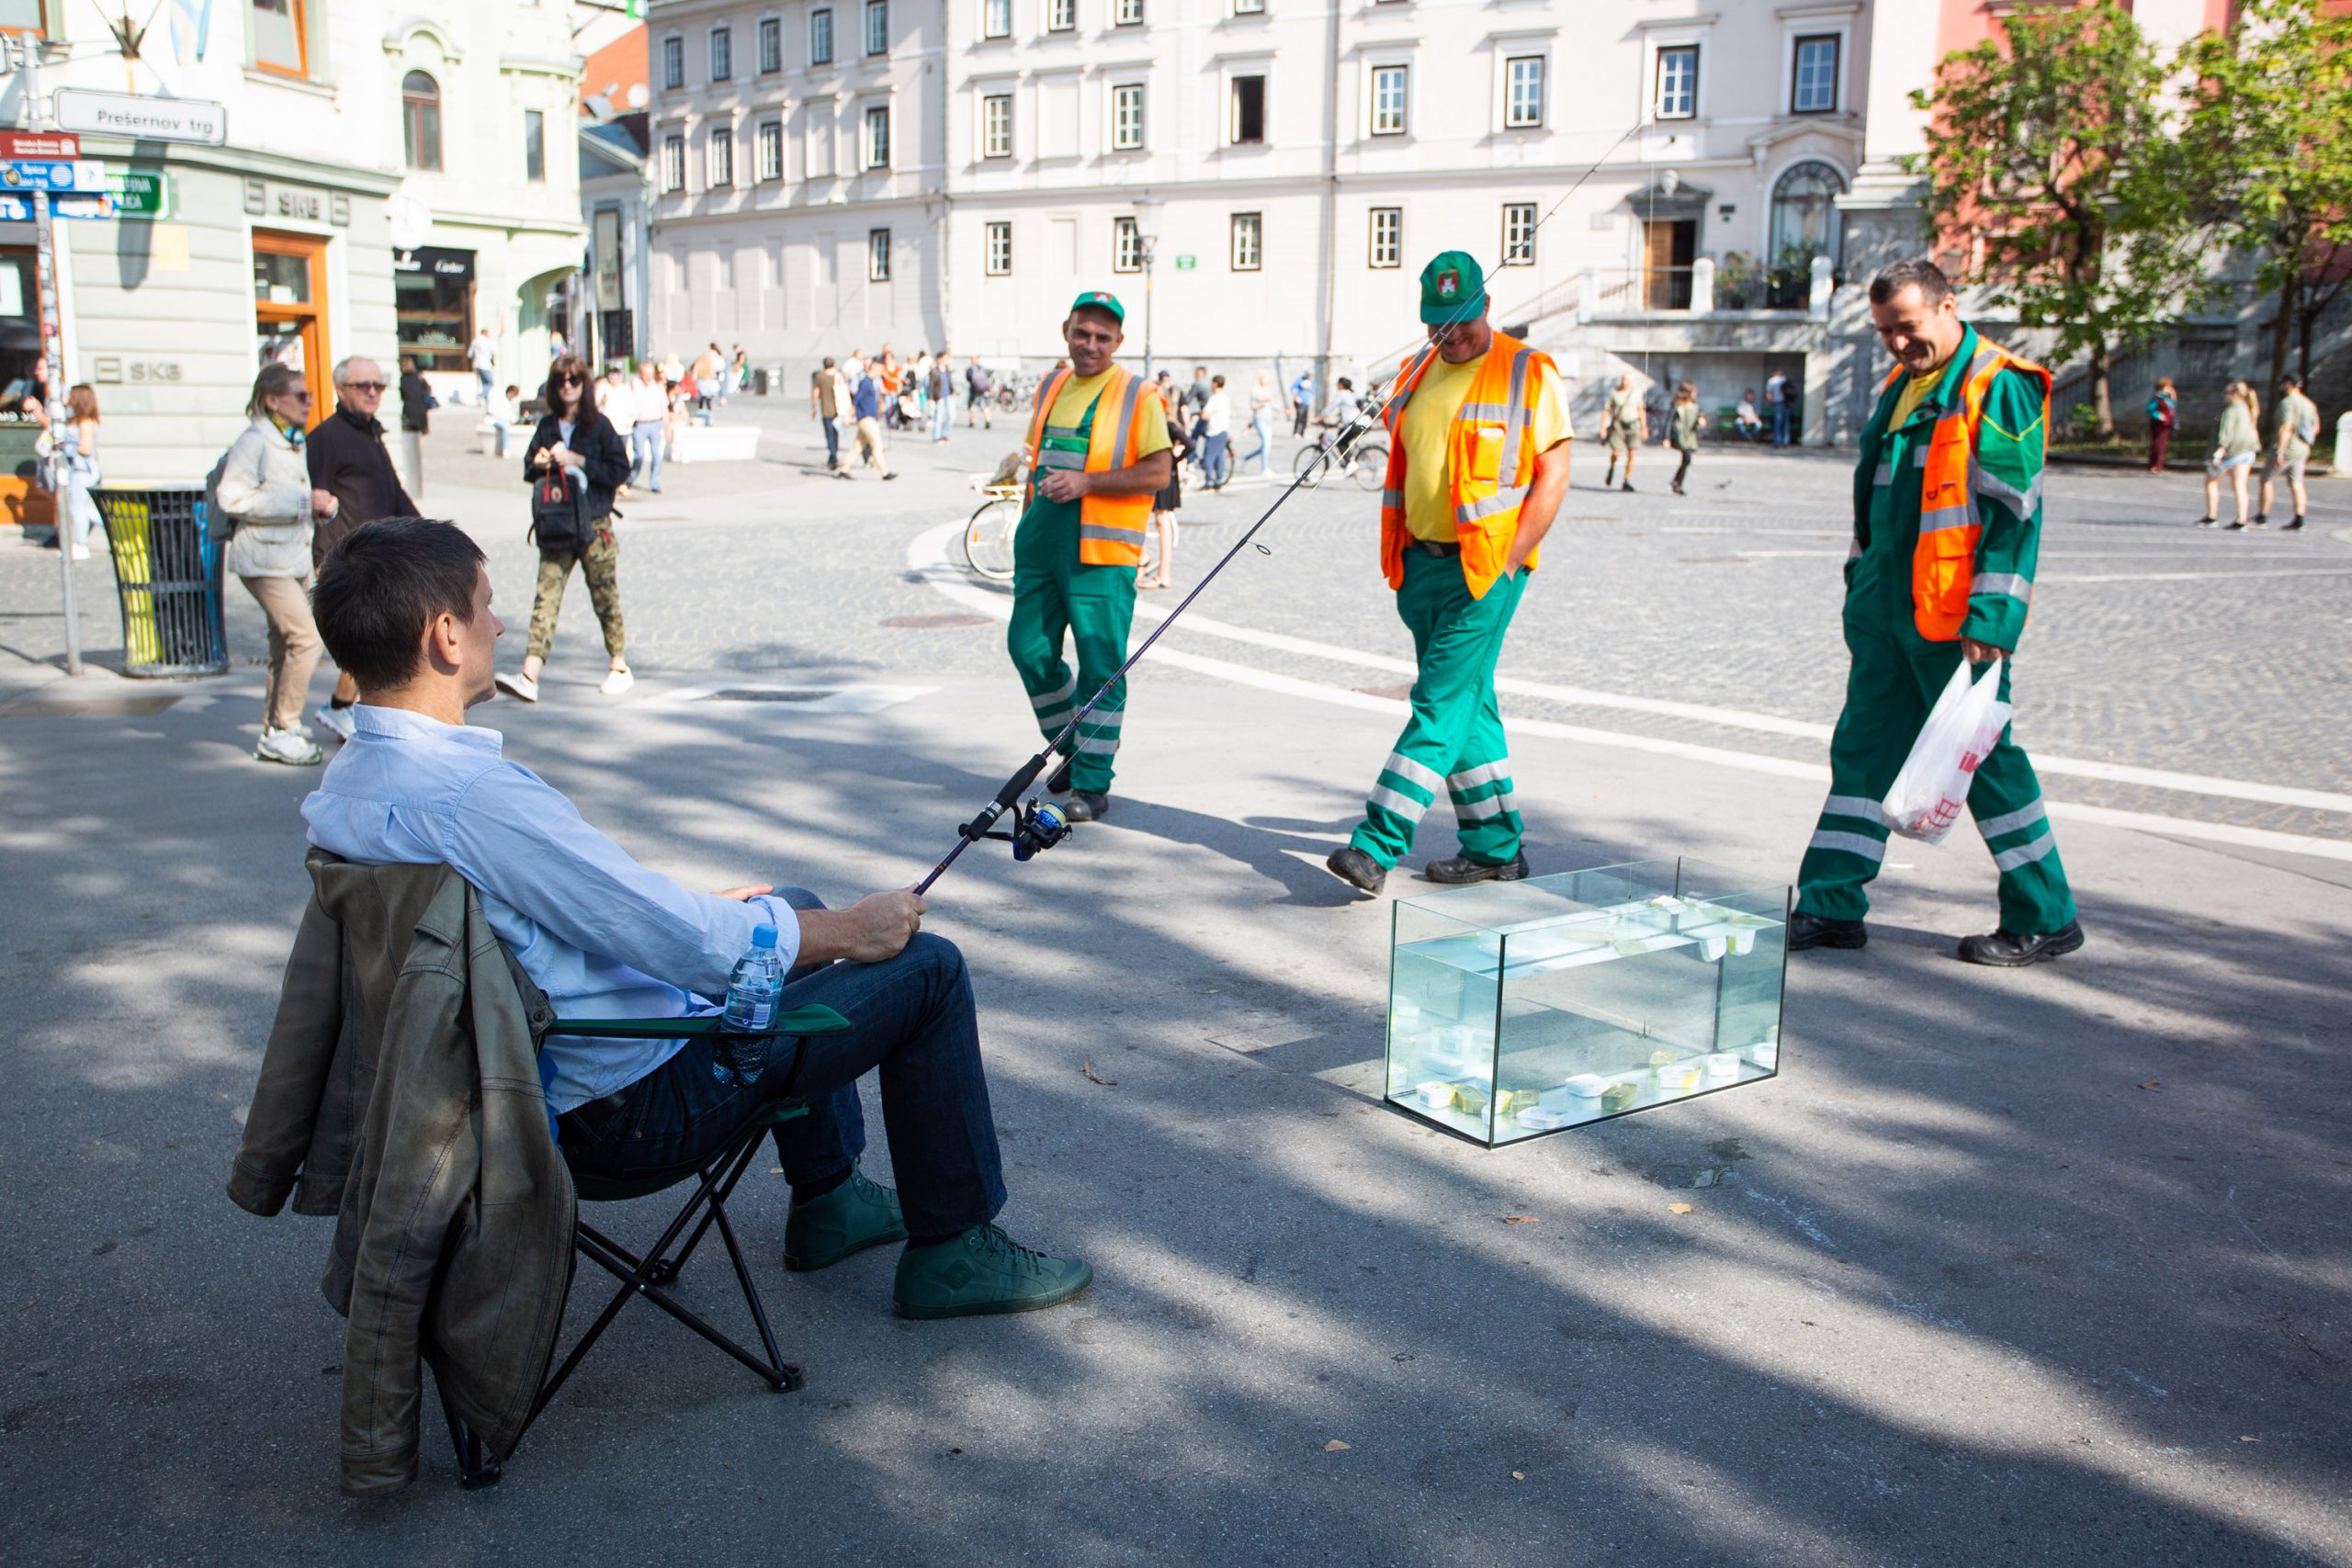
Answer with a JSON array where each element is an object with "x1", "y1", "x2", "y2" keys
[{"x1": 526, "y1": 521, "x2": 626, "y2": 660}]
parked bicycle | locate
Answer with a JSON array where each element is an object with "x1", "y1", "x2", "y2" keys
[
  {"x1": 1293, "y1": 423, "x2": 1389, "y2": 491},
  {"x1": 963, "y1": 471, "x2": 1161, "y2": 583}
]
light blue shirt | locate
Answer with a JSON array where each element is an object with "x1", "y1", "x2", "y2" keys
[{"x1": 301, "y1": 705, "x2": 805, "y2": 1113}]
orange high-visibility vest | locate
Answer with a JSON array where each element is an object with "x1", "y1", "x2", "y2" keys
[
  {"x1": 1884, "y1": 336, "x2": 2052, "y2": 641},
  {"x1": 1377, "y1": 331, "x2": 1559, "y2": 600},
  {"x1": 1023, "y1": 364, "x2": 1162, "y2": 568}
]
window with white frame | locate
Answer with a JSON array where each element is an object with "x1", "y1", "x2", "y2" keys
[
  {"x1": 985, "y1": 220, "x2": 1012, "y2": 275},
  {"x1": 1233, "y1": 0, "x2": 1263, "y2": 12},
  {"x1": 524, "y1": 108, "x2": 546, "y2": 182},
  {"x1": 863, "y1": 103, "x2": 891, "y2": 167},
  {"x1": 1655, "y1": 45, "x2": 1697, "y2": 119},
  {"x1": 708, "y1": 125, "x2": 735, "y2": 187},
  {"x1": 1111, "y1": 84, "x2": 1144, "y2": 151},
  {"x1": 1501, "y1": 201, "x2": 1536, "y2": 265},
  {"x1": 1231, "y1": 211, "x2": 1261, "y2": 270},
  {"x1": 661, "y1": 35, "x2": 684, "y2": 89},
  {"x1": 981, "y1": 93, "x2": 1013, "y2": 158},
  {"x1": 869, "y1": 228, "x2": 891, "y2": 280},
  {"x1": 1046, "y1": 0, "x2": 1073, "y2": 29},
  {"x1": 1792, "y1": 34, "x2": 1838, "y2": 114},
  {"x1": 1114, "y1": 215, "x2": 1141, "y2": 271},
  {"x1": 757, "y1": 17, "x2": 781, "y2": 72},
  {"x1": 810, "y1": 6, "x2": 834, "y2": 62},
  {"x1": 1114, "y1": 0, "x2": 1142, "y2": 24},
  {"x1": 1371, "y1": 64, "x2": 1408, "y2": 136},
  {"x1": 864, "y1": 0, "x2": 887, "y2": 56},
  {"x1": 757, "y1": 119, "x2": 785, "y2": 180},
  {"x1": 661, "y1": 132, "x2": 685, "y2": 192},
  {"x1": 710, "y1": 26, "x2": 731, "y2": 81},
  {"x1": 1231, "y1": 73, "x2": 1265, "y2": 144},
  {"x1": 1369, "y1": 206, "x2": 1400, "y2": 268},
  {"x1": 983, "y1": 0, "x2": 1010, "y2": 37},
  {"x1": 1505, "y1": 55, "x2": 1544, "y2": 129}
]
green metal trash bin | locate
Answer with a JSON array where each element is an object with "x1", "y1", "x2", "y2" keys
[{"x1": 95, "y1": 484, "x2": 228, "y2": 677}]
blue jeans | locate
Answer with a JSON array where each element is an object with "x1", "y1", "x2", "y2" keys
[
  {"x1": 64, "y1": 454, "x2": 100, "y2": 547},
  {"x1": 821, "y1": 416, "x2": 842, "y2": 468},
  {"x1": 931, "y1": 396, "x2": 954, "y2": 441},
  {"x1": 1772, "y1": 401, "x2": 1791, "y2": 446},
  {"x1": 630, "y1": 420, "x2": 663, "y2": 491},
  {"x1": 1247, "y1": 409, "x2": 1274, "y2": 471},
  {"x1": 559, "y1": 887, "x2": 1007, "y2": 1241}
]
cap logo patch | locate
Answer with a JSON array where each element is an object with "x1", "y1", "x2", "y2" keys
[{"x1": 1438, "y1": 271, "x2": 1459, "y2": 299}]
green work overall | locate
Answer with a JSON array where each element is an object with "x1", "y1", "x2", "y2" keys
[
  {"x1": 1006, "y1": 391, "x2": 1134, "y2": 794},
  {"x1": 1796, "y1": 325, "x2": 2075, "y2": 935},
  {"x1": 1348, "y1": 547, "x2": 1526, "y2": 868}
]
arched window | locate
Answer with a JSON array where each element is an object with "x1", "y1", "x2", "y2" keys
[
  {"x1": 402, "y1": 71, "x2": 443, "y2": 172},
  {"x1": 1767, "y1": 161, "x2": 1845, "y2": 307}
]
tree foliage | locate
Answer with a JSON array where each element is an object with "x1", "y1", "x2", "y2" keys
[
  {"x1": 1911, "y1": 1, "x2": 2200, "y2": 437},
  {"x1": 2176, "y1": 0, "x2": 2352, "y2": 394}
]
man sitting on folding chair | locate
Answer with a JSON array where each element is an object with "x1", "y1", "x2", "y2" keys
[{"x1": 302, "y1": 517, "x2": 1091, "y2": 1320}]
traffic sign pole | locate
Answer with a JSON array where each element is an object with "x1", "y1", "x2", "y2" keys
[{"x1": 7, "y1": 37, "x2": 82, "y2": 675}]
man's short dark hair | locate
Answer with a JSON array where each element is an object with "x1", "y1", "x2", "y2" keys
[
  {"x1": 312, "y1": 518, "x2": 486, "y2": 693},
  {"x1": 1869, "y1": 257, "x2": 1954, "y2": 307},
  {"x1": 2280, "y1": 372, "x2": 2303, "y2": 389}
]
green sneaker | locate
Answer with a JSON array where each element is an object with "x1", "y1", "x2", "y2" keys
[
  {"x1": 891, "y1": 1224, "x2": 1094, "y2": 1320},
  {"x1": 783, "y1": 1168, "x2": 908, "y2": 1272}
]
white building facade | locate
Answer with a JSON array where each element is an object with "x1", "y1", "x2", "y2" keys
[{"x1": 647, "y1": 0, "x2": 1879, "y2": 433}]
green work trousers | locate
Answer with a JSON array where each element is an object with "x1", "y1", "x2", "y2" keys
[
  {"x1": 1349, "y1": 548, "x2": 1526, "y2": 868},
  {"x1": 1796, "y1": 616, "x2": 2075, "y2": 934},
  {"x1": 1006, "y1": 494, "x2": 1135, "y2": 794}
]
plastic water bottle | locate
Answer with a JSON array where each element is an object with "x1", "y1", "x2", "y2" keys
[{"x1": 716, "y1": 924, "x2": 784, "y2": 1085}]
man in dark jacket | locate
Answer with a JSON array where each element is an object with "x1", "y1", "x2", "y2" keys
[
  {"x1": 307, "y1": 355, "x2": 419, "y2": 739},
  {"x1": 397, "y1": 354, "x2": 432, "y2": 500}
]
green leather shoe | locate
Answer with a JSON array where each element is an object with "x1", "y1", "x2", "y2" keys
[
  {"x1": 891, "y1": 1224, "x2": 1093, "y2": 1319},
  {"x1": 784, "y1": 1168, "x2": 908, "y2": 1271}
]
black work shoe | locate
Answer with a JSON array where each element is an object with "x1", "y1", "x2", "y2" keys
[
  {"x1": 1045, "y1": 756, "x2": 1072, "y2": 795},
  {"x1": 1423, "y1": 851, "x2": 1531, "y2": 885},
  {"x1": 1062, "y1": 790, "x2": 1110, "y2": 823},
  {"x1": 1621, "y1": 480, "x2": 1635, "y2": 492},
  {"x1": 1325, "y1": 845, "x2": 1386, "y2": 894},
  {"x1": 1789, "y1": 911, "x2": 1868, "y2": 951},
  {"x1": 1956, "y1": 919, "x2": 2085, "y2": 967},
  {"x1": 2222, "y1": 520, "x2": 2245, "y2": 531},
  {"x1": 2283, "y1": 516, "x2": 2305, "y2": 531}
]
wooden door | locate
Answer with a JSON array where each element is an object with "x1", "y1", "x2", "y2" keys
[
  {"x1": 1644, "y1": 220, "x2": 1696, "y2": 310},
  {"x1": 253, "y1": 231, "x2": 333, "y2": 424}
]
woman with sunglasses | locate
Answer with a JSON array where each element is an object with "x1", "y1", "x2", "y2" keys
[
  {"x1": 215, "y1": 363, "x2": 340, "y2": 764},
  {"x1": 497, "y1": 354, "x2": 636, "y2": 701}
]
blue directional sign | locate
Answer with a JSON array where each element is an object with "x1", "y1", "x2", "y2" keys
[
  {"x1": 3, "y1": 160, "x2": 107, "y2": 193},
  {"x1": 0, "y1": 192, "x2": 114, "y2": 220}
]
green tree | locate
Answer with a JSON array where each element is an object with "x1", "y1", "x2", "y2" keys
[
  {"x1": 1911, "y1": 1, "x2": 2199, "y2": 438},
  {"x1": 2177, "y1": 0, "x2": 2352, "y2": 401}
]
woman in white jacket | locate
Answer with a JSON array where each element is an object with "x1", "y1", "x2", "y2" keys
[{"x1": 216, "y1": 364, "x2": 339, "y2": 765}]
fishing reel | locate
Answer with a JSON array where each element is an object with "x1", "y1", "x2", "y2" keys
[{"x1": 958, "y1": 797, "x2": 1070, "y2": 864}]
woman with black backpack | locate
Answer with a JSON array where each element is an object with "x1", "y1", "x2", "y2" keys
[{"x1": 495, "y1": 354, "x2": 635, "y2": 702}]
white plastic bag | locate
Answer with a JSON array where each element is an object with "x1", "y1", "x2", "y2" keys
[{"x1": 1881, "y1": 658, "x2": 2012, "y2": 845}]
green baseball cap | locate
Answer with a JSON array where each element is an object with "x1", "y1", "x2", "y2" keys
[
  {"x1": 1419, "y1": 251, "x2": 1487, "y2": 324},
  {"x1": 1069, "y1": 289, "x2": 1126, "y2": 323}
]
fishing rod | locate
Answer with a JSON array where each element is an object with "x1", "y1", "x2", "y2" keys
[{"x1": 914, "y1": 119, "x2": 1645, "y2": 897}]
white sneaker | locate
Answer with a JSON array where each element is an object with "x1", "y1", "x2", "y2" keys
[
  {"x1": 598, "y1": 667, "x2": 635, "y2": 696},
  {"x1": 312, "y1": 704, "x2": 357, "y2": 742},
  {"x1": 256, "y1": 726, "x2": 325, "y2": 766},
  {"x1": 494, "y1": 671, "x2": 541, "y2": 703},
  {"x1": 69, "y1": 544, "x2": 91, "y2": 560}
]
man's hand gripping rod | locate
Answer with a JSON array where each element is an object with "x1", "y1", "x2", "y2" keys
[{"x1": 914, "y1": 401, "x2": 1389, "y2": 895}]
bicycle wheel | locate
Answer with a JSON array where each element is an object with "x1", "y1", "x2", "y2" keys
[
  {"x1": 963, "y1": 497, "x2": 1018, "y2": 581},
  {"x1": 1205, "y1": 445, "x2": 1233, "y2": 490},
  {"x1": 1350, "y1": 441, "x2": 1389, "y2": 491},
  {"x1": 1293, "y1": 442, "x2": 1330, "y2": 490}
]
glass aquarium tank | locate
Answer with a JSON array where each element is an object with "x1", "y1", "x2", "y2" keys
[{"x1": 1385, "y1": 859, "x2": 1787, "y2": 1145}]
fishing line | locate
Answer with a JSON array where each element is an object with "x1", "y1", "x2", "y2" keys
[{"x1": 914, "y1": 119, "x2": 1645, "y2": 896}]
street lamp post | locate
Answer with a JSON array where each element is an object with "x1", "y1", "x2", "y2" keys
[{"x1": 1132, "y1": 197, "x2": 1159, "y2": 382}]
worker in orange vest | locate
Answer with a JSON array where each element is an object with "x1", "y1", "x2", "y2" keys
[
  {"x1": 1791, "y1": 257, "x2": 2082, "y2": 965},
  {"x1": 1326, "y1": 252, "x2": 1575, "y2": 895},
  {"x1": 1006, "y1": 291, "x2": 1174, "y2": 823}
]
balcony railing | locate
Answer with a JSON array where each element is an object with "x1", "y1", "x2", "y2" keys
[{"x1": 1592, "y1": 266, "x2": 1694, "y2": 313}]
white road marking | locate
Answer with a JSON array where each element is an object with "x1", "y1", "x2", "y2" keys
[{"x1": 908, "y1": 521, "x2": 2352, "y2": 853}]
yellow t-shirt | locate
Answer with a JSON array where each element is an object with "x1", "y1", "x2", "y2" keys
[
  {"x1": 1045, "y1": 369, "x2": 1172, "y2": 460},
  {"x1": 1888, "y1": 366, "x2": 1943, "y2": 430},
  {"x1": 1399, "y1": 355, "x2": 1573, "y2": 542}
]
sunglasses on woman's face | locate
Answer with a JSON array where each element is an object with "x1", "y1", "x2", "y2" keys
[
  {"x1": 559, "y1": 375, "x2": 585, "y2": 387},
  {"x1": 286, "y1": 390, "x2": 314, "y2": 401}
]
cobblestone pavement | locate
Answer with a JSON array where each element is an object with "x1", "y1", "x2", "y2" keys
[{"x1": 5, "y1": 400, "x2": 2346, "y2": 849}]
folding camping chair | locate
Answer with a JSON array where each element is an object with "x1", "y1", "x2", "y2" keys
[{"x1": 441, "y1": 1008, "x2": 850, "y2": 1490}]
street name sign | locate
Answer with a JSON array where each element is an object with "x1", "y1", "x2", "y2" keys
[
  {"x1": 51, "y1": 89, "x2": 228, "y2": 147},
  {"x1": 107, "y1": 171, "x2": 168, "y2": 218}
]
